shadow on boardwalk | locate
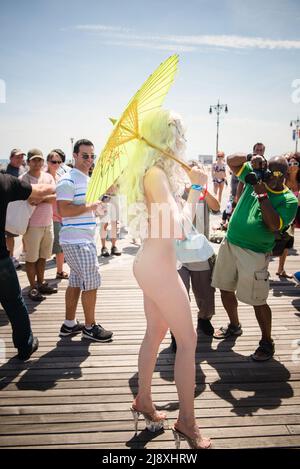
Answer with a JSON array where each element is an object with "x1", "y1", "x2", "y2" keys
[
  {"x1": 0, "y1": 338, "x2": 91, "y2": 391},
  {"x1": 126, "y1": 331, "x2": 293, "y2": 447}
]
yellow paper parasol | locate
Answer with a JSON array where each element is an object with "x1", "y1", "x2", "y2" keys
[{"x1": 86, "y1": 54, "x2": 189, "y2": 203}]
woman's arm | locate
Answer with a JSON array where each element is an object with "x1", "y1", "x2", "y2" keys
[
  {"x1": 144, "y1": 166, "x2": 208, "y2": 239},
  {"x1": 203, "y1": 190, "x2": 220, "y2": 212}
]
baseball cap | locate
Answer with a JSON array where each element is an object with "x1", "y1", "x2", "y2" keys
[
  {"x1": 10, "y1": 148, "x2": 26, "y2": 158},
  {"x1": 27, "y1": 148, "x2": 44, "y2": 161}
]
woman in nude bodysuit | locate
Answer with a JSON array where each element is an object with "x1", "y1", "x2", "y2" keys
[{"x1": 120, "y1": 109, "x2": 211, "y2": 449}]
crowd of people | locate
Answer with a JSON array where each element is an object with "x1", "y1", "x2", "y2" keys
[{"x1": 0, "y1": 116, "x2": 299, "y2": 448}]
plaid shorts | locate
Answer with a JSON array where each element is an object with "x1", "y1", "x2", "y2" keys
[{"x1": 62, "y1": 243, "x2": 101, "y2": 291}]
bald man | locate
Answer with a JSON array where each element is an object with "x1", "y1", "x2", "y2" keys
[{"x1": 211, "y1": 153, "x2": 298, "y2": 361}]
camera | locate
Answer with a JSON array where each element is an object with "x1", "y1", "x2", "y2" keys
[
  {"x1": 245, "y1": 168, "x2": 272, "y2": 185},
  {"x1": 101, "y1": 194, "x2": 111, "y2": 202}
]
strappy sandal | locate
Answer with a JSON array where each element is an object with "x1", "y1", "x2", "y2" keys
[
  {"x1": 251, "y1": 339, "x2": 275, "y2": 361},
  {"x1": 56, "y1": 271, "x2": 69, "y2": 279},
  {"x1": 213, "y1": 323, "x2": 243, "y2": 339},
  {"x1": 276, "y1": 271, "x2": 293, "y2": 279},
  {"x1": 172, "y1": 424, "x2": 211, "y2": 449},
  {"x1": 130, "y1": 404, "x2": 167, "y2": 433}
]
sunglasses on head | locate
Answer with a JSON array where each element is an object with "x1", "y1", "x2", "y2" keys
[{"x1": 288, "y1": 161, "x2": 299, "y2": 167}]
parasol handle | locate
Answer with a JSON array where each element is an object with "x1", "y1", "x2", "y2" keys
[
  {"x1": 140, "y1": 136, "x2": 191, "y2": 172},
  {"x1": 117, "y1": 121, "x2": 191, "y2": 172}
]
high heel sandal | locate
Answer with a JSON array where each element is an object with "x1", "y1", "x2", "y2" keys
[
  {"x1": 172, "y1": 426, "x2": 211, "y2": 449},
  {"x1": 130, "y1": 406, "x2": 168, "y2": 433}
]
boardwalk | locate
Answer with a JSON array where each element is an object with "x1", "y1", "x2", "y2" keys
[{"x1": 1, "y1": 233, "x2": 300, "y2": 449}]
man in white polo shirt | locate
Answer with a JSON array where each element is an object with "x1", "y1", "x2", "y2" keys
[{"x1": 56, "y1": 139, "x2": 113, "y2": 342}]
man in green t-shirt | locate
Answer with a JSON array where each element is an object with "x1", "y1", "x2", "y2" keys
[{"x1": 211, "y1": 153, "x2": 298, "y2": 361}]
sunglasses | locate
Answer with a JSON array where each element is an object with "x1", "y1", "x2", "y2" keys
[
  {"x1": 80, "y1": 154, "x2": 95, "y2": 160},
  {"x1": 50, "y1": 160, "x2": 62, "y2": 165},
  {"x1": 288, "y1": 161, "x2": 299, "y2": 167}
]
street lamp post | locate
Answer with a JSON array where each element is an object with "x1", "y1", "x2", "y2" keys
[
  {"x1": 290, "y1": 117, "x2": 300, "y2": 152},
  {"x1": 70, "y1": 137, "x2": 74, "y2": 164},
  {"x1": 209, "y1": 100, "x2": 228, "y2": 157}
]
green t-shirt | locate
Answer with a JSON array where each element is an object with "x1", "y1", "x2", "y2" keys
[{"x1": 227, "y1": 162, "x2": 298, "y2": 253}]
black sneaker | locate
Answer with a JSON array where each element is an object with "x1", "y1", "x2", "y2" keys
[
  {"x1": 59, "y1": 320, "x2": 84, "y2": 337},
  {"x1": 170, "y1": 332, "x2": 177, "y2": 353},
  {"x1": 101, "y1": 247, "x2": 110, "y2": 257},
  {"x1": 197, "y1": 318, "x2": 214, "y2": 336},
  {"x1": 251, "y1": 339, "x2": 275, "y2": 362},
  {"x1": 82, "y1": 324, "x2": 113, "y2": 342},
  {"x1": 18, "y1": 337, "x2": 39, "y2": 360},
  {"x1": 111, "y1": 246, "x2": 122, "y2": 256}
]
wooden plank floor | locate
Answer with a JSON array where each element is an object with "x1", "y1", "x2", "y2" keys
[{"x1": 1, "y1": 232, "x2": 300, "y2": 449}]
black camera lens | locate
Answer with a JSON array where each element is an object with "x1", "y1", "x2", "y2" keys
[{"x1": 245, "y1": 172, "x2": 258, "y2": 185}]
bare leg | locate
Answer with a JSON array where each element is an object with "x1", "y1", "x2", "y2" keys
[
  {"x1": 218, "y1": 182, "x2": 225, "y2": 204},
  {"x1": 133, "y1": 242, "x2": 210, "y2": 448},
  {"x1": 134, "y1": 295, "x2": 169, "y2": 411},
  {"x1": 25, "y1": 261, "x2": 37, "y2": 289},
  {"x1": 277, "y1": 249, "x2": 288, "y2": 274},
  {"x1": 220, "y1": 289, "x2": 240, "y2": 326},
  {"x1": 65, "y1": 286, "x2": 80, "y2": 320},
  {"x1": 101, "y1": 223, "x2": 108, "y2": 247},
  {"x1": 6, "y1": 237, "x2": 14, "y2": 257},
  {"x1": 254, "y1": 304, "x2": 272, "y2": 342},
  {"x1": 36, "y1": 258, "x2": 46, "y2": 285},
  {"x1": 56, "y1": 252, "x2": 65, "y2": 273},
  {"x1": 213, "y1": 182, "x2": 218, "y2": 196},
  {"x1": 111, "y1": 221, "x2": 118, "y2": 247},
  {"x1": 134, "y1": 267, "x2": 197, "y2": 429},
  {"x1": 81, "y1": 289, "x2": 97, "y2": 326}
]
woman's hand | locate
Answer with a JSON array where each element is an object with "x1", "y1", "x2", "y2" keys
[{"x1": 188, "y1": 165, "x2": 208, "y2": 186}]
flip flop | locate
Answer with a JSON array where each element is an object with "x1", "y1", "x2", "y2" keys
[{"x1": 276, "y1": 271, "x2": 293, "y2": 279}]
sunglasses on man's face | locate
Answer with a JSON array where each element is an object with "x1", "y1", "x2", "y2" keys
[
  {"x1": 288, "y1": 161, "x2": 299, "y2": 167},
  {"x1": 80, "y1": 153, "x2": 95, "y2": 160}
]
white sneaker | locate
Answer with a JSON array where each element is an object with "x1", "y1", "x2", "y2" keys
[
  {"x1": 12, "y1": 257, "x2": 21, "y2": 269},
  {"x1": 18, "y1": 252, "x2": 26, "y2": 263}
]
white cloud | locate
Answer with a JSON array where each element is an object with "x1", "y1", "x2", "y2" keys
[
  {"x1": 74, "y1": 25, "x2": 300, "y2": 51},
  {"x1": 75, "y1": 24, "x2": 132, "y2": 33},
  {"x1": 162, "y1": 34, "x2": 300, "y2": 50},
  {"x1": 100, "y1": 40, "x2": 195, "y2": 52}
]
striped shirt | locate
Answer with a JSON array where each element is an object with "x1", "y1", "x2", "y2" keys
[
  {"x1": 56, "y1": 168, "x2": 96, "y2": 244},
  {"x1": 20, "y1": 171, "x2": 55, "y2": 227}
]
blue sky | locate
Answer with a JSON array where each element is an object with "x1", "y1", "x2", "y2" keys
[{"x1": 0, "y1": 0, "x2": 300, "y2": 160}]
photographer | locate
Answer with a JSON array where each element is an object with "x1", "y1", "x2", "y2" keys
[
  {"x1": 211, "y1": 153, "x2": 298, "y2": 361},
  {"x1": 236, "y1": 142, "x2": 266, "y2": 201}
]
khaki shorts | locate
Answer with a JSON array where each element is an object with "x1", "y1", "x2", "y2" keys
[
  {"x1": 211, "y1": 239, "x2": 270, "y2": 306},
  {"x1": 23, "y1": 225, "x2": 54, "y2": 263},
  {"x1": 52, "y1": 221, "x2": 63, "y2": 255}
]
